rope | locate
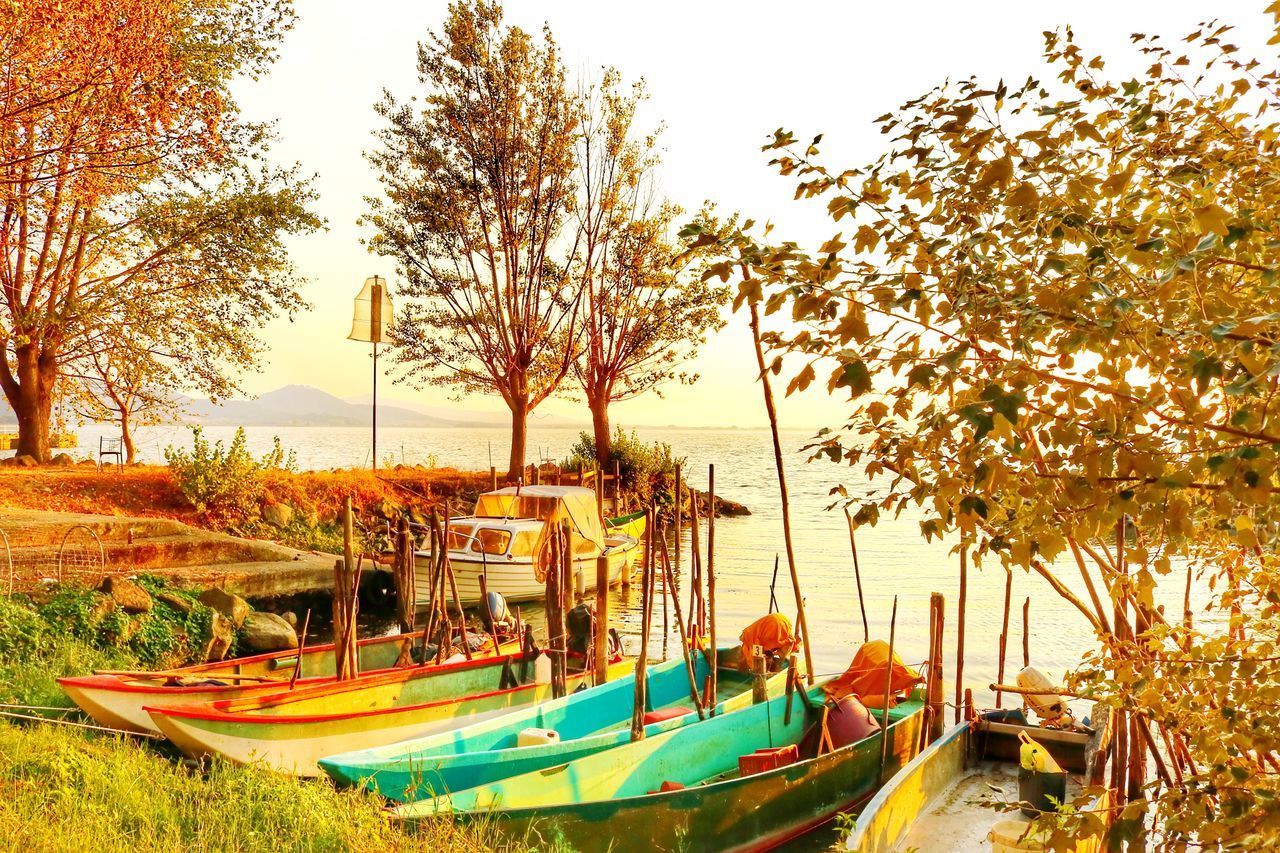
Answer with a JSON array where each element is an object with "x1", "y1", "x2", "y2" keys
[{"x1": 0, "y1": 709, "x2": 163, "y2": 739}]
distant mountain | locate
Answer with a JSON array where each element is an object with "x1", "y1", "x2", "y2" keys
[
  {"x1": 343, "y1": 393, "x2": 583, "y2": 427},
  {"x1": 181, "y1": 385, "x2": 474, "y2": 427}
]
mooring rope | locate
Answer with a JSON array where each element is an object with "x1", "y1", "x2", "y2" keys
[{"x1": 0, "y1": 709, "x2": 163, "y2": 739}]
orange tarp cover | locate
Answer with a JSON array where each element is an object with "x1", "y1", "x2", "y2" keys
[
  {"x1": 739, "y1": 613, "x2": 801, "y2": 659},
  {"x1": 823, "y1": 640, "x2": 921, "y2": 707}
]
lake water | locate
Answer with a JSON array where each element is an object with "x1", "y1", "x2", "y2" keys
[{"x1": 68, "y1": 419, "x2": 1217, "y2": 713}]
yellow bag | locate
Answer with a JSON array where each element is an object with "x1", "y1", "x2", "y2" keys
[{"x1": 1018, "y1": 731, "x2": 1063, "y2": 773}]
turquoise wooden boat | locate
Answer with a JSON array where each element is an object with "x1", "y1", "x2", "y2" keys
[
  {"x1": 392, "y1": 683, "x2": 926, "y2": 852},
  {"x1": 319, "y1": 647, "x2": 786, "y2": 801}
]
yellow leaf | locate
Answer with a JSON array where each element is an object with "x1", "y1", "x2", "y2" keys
[{"x1": 1193, "y1": 204, "x2": 1231, "y2": 236}]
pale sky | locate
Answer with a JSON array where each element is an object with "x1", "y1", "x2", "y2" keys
[{"x1": 234, "y1": 0, "x2": 1271, "y2": 430}]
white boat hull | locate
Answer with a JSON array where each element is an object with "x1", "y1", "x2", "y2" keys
[{"x1": 414, "y1": 541, "x2": 638, "y2": 607}]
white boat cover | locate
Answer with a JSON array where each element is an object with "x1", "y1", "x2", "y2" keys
[{"x1": 472, "y1": 485, "x2": 605, "y2": 551}]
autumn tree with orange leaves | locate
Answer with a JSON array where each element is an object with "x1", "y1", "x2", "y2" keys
[{"x1": 0, "y1": 0, "x2": 318, "y2": 461}]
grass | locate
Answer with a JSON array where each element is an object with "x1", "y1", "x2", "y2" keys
[
  {"x1": 0, "y1": 723, "x2": 509, "y2": 852},
  {"x1": 0, "y1": 592, "x2": 527, "y2": 852}
]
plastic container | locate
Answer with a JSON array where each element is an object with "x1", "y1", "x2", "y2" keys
[
  {"x1": 517, "y1": 727, "x2": 560, "y2": 747},
  {"x1": 988, "y1": 818, "x2": 1051, "y2": 852},
  {"x1": 534, "y1": 651, "x2": 552, "y2": 684},
  {"x1": 643, "y1": 707, "x2": 693, "y2": 726},
  {"x1": 826, "y1": 695, "x2": 880, "y2": 748},
  {"x1": 1018, "y1": 766, "x2": 1067, "y2": 817},
  {"x1": 738, "y1": 745, "x2": 799, "y2": 777}
]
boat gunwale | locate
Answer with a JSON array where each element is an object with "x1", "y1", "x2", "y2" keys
[
  {"x1": 843, "y1": 720, "x2": 969, "y2": 851},
  {"x1": 418, "y1": 689, "x2": 925, "y2": 821},
  {"x1": 143, "y1": 650, "x2": 541, "y2": 725}
]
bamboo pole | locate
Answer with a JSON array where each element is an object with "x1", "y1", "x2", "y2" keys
[
  {"x1": 674, "y1": 464, "x2": 682, "y2": 566},
  {"x1": 878, "y1": 595, "x2": 898, "y2": 784},
  {"x1": 707, "y1": 464, "x2": 718, "y2": 714},
  {"x1": 631, "y1": 512, "x2": 654, "y2": 741},
  {"x1": 594, "y1": 554, "x2": 609, "y2": 685},
  {"x1": 1022, "y1": 596, "x2": 1030, "y2": 668},
  {"x1": 442, "y1": 505, "x2": 472, "y2": 661},
  {"x1": 546, "y1": 525, "x2": 567, "y2": 699},
  {"x1": 955, "y1": 536, "x2": 967, "y2": 724},
  {"x1": 747, "y1": 301, "x2": 814, "y2": 684},
  {"x1": 289, "y1": 608, "x2": 311, "y2": 689},
  {"x1": 928, "y1": 592, "x2": 945, "y2": 743},
  {"x1": 996, "y1": 567, "x2": 1012, "y2": 709},
  {"x1": 657, "y1": 534, "x2": 706, "y2": 720},
  {"x1": 688, "y1": 488, "x2": 702, "y2": 642},
  {"x1": 843, "y1": 508, "x2": 869, "y2": 643}
]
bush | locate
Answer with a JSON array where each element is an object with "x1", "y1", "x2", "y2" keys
[
  {"x1": 563, "y1": 427, "x2": 684, "y2": 488},
  {"x1": 164, "y1": 427, "x2": 297, "y2": 526}
]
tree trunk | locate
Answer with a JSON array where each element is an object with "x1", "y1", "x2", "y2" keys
[
  {"x1": 589, "y1": 392, "x2": 612, "y2": 468},
  {"x1": 6, "y1": 343, "x2": 56, "y2": 463},
  {"x1": 120, "y1": 411, "x2": 136, "y2": 464},
  {"x1": 507, "y1": 395, "x2": 529, "y2": 482}
]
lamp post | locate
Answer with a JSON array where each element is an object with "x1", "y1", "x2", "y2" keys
[{"x1": 349, "y1": 276, "x2": 393, "y2": 470}]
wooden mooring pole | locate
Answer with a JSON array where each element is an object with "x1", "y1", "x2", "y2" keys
[
  {"x1": 658, "y1": 534, "x2": 705, "y2": 720},
  {"x1": 594, "y1": 554, "x2": 609, "y2": 685},
  {"x1": 631, "y1": 512, "x2": 654, "y2": 741},
  {"x1": 748, "y1": 301, "x2": 815, "y2": 684},
  {"x1": 878, "y1": 595, "x2": 898, "y2": 783},
  {"x1": 995, "y1": 567, "x2": 1012, "y2": 709},
  {"x1": 955, "y1": 535, "x2": 967, "y2": 724},
  {"x1": 706, "y1": 464, "x2": 717, "y2": 713},
  {"x1": 844, "y1": 507, "x2": 869, "y2": 643}
]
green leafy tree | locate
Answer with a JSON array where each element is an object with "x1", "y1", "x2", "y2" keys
[
  {"x1": 573, "y1": 72, "x2": 727, "y2": 465},
  {"x1": 692, "y1": 15, "x2": 1280, "y2": 850},
  {"x1": 366, "y1": 1, "x2": 583, "y2": 481},
  {"x1": 0, "y1": 0, "x2": 318, "y2": 462}
]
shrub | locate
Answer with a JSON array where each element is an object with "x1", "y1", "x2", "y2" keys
[
  {"x1": 164, "y1": 427, "x2": 297, "y2": 526},
  {"x1": 563, "y1": 427, "x2": 684, "y2": 488}
]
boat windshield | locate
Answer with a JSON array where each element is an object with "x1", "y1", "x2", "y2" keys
[{"x1": 471, "y1": 528, "x2": 511, "y2": 556}]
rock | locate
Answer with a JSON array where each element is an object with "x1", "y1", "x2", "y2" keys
[
  {"x1": 262, "y1": 501, "x2": 294, "y2": 528},
  {"x1": 85, "y1": 593, "x2": 117, "y2": 627},
  {"x1": 98, "y1": 576, "x2": 153, "y2": 614},
  {"x1": 50, "y1": 453, "x2": 74, "y2": 467},
  {"x1": 368, "y1": 498, "x2": 398, "y2": 520},
  {"x1": 715, "y1": 496, "x2": 752, "y2": 517},
  {"x1": 240, "y1": 611, "x2": 298, "y2": 652},
  {"x1": 77, "y1": 458, "x2": 97, "y2": 467},
  {"x1": 12, "y1": 454, "x2": 37, "y2": 467},
  {"x1": 155, "y1": 590, "x2": 195, "y2": 614},
  {"x1": 198, "y1": 587, "x2": 250, "y2": 628},
  {"x1": 201, "y1": 611, "x2": 235, "y2": 662},
  {"x1": 281, "y1": 611, "x2": 298, "y2": 628}
]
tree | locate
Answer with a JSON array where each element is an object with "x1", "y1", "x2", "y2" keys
[
  {"x1": 65, "y1": 329, "x2": 177, "y2": 465},
  {"x1": 0, "y1": 0, "x2": 317, "y2": 462},
  {"x1": 367, "y1": 1, "x2": 583, "y2": 480},
  {"x1": 573, "y1": 73, "x2": 727, "y2": 465},
  {"x1": 692, "y1": 17, "x2": 1280, "y2": 850}
]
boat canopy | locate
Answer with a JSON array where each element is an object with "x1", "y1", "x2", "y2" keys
[{"x1": 473, "y1": 485, "x2": 605, "y2": 551}]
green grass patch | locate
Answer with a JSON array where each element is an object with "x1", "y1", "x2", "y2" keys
[
  {"x1": 0, "y1": 590, "x2": 527, "y2": 851},
  {"x1": 0, "y1": 722, "x2": 507, "y2": 851}
]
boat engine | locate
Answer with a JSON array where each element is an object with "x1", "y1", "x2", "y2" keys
[
  {"x1": 482, "y1": 591, "x2": 513, "y2": 632},
  {"x1": 566, "y1": 603, "x2": 622, "y2": 660}
]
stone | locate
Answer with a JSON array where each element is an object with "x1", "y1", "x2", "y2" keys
[
  {"x1": 262, "y1": 501, "x2": 294, "y2": 528},
  {"x1": 198, "y1": 587, "x2": 250, "y2": 628},
  {"x1": 240, "y1": 611, "x2": 298, "y2": 652},
  {"x1": 155, "y1": 590, "x2": 195, "y2": 614},
  {"x1": 50, "y1": 453, "x2": 74, "y2": 467},
  {"x1": 85, "y1": 593, "x2": 117, "y2": 627},
  {"x1": 201, "y1": 611, "x2": 235, "y2": 662},
  {"x1": 98, "y1": 576, "x2": 153, "y2": 614},
  {"x1": 715, "y1": 495, "x2": 752, "y2": 517},
  {"x1": 281, "y1": 611, "x2": 298, "y2": 628}
]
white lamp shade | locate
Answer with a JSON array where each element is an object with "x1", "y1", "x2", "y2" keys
[{"x1": 349, "y1": 275, "x2": 394, "y2": 343}]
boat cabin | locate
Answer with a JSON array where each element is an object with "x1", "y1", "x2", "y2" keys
[{"x1": 442, "y1": 485, "x2": 607, "y2": 562}]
